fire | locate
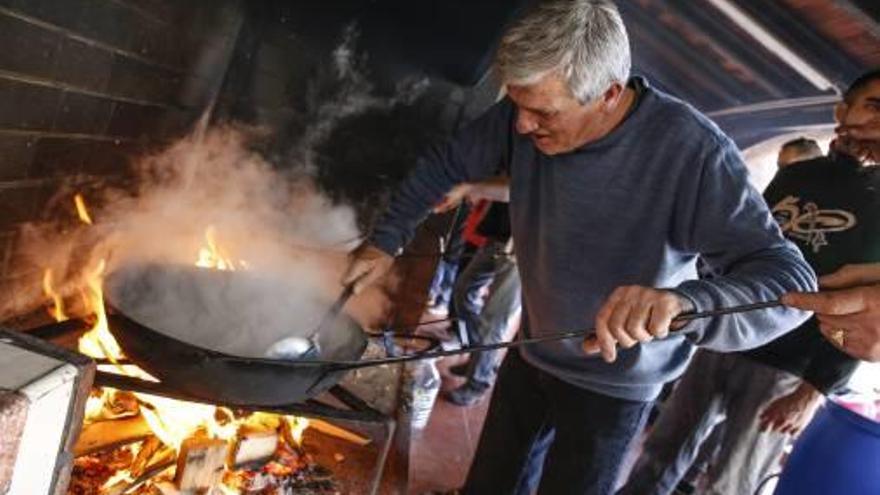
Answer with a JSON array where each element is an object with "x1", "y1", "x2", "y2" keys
[
  {"x1": 195, "y1": 225, "x2": 239, "y2": 271},
  {"x1": 58, "y1": 197, "x2": 311, "y2": 492},
  {"x1": 286, "y1": 416, "x2": 311, "y2": 445},
  {"x1": 77, "y1": 259, "x2": 124, "y2": 363},
  {"x1": 74, "y1": 193, "x2": 93, "y2": 225},
  {"x1": 101, "y1": 469, "x2": 132, "y2": 491},
  {"x1": 42, "y1": 268, "x2": 68, "y2": 322}
]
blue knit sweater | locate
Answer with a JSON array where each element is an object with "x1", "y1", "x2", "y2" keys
[{"x1": 371, "y1": 78, "x2": 816, "y2": 401}]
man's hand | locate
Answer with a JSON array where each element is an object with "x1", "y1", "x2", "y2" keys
[
  {"x1": 342, "y1": 244, "x2": 394, "y2": 294},
  {"x1": 759, "y1": 382, "x2": 824, "y2": 435},
  {"x1": 433, "y1": 183, "x2": 475, "y2": 213},
  {"x1": 782, "y1": 263, "x2": 880, "y2": 362},
  {"x1": 433, "y1": 177, "x2": 511, "y2": 213},
  {"x1": 584, "y1": 286, "x2": 691, "y2": 363}
]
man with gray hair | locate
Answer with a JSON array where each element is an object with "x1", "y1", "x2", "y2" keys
[
  {"x1": 344, "y1": 1, "x2": 815, "y2": 493},
  {"x1": 777, "y1": 137, "x2": 823, "y2": 168}
]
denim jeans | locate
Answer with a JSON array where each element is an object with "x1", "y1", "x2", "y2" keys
[
  {"x1": 452, "y1": 239, "x2": 521, "y2": 390},
  {"x1": 619, "y1": 350, "x2": 801, "y2": 495},
  {"x1": 428, "y1": 257, "x2": 459, "y2": 308},
  {"x1": 463, "y1": 350, "x2": 653, "y2": 495}
]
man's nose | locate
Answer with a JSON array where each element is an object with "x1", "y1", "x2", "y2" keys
[{"x1": 516, "y1": 111, "x2": 539, "y2": 134}]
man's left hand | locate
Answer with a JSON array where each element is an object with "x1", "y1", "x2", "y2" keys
[
  {"x1": 584, "y1": 286, "x2": 690, "y2": 363},
  {"x1": 759, "y1": 383, "x2": 823, "y2": 435}
]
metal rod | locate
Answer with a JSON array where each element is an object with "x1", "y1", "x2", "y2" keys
[
  {"x1": 276, "y1": 299, "x2": 785, "y2": 370},
  {"x1": 369, "y1": 418, "x2": 396, "y2": 495}
]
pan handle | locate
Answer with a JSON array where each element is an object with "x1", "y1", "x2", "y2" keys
[{"x1": 220, "y1": 300, "x2": 784, "y2": 371}]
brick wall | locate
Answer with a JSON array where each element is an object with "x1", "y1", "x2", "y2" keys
[{"x1": 0, "y1": 0, "x2": 243, "y2": 320}]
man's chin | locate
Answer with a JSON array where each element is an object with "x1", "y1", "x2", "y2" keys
[{"x1": 533, "y1": 138, "x2": 561, "y2": 155}]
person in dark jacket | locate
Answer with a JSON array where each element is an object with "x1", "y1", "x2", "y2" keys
[{"x1": 621, "y1": 69, "x2": 880, "y2": 495}]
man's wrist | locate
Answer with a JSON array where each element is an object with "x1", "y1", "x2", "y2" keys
[
  {"x1": 794, "y1": 382, "x2": 822, "y2": 402},
  {"x1": 667, "y1": 289, "x2": 695, "y2": 314}
]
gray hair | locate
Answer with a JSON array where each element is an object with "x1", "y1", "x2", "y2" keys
[{"x1": 496, "y1": 0, "x2": 631, "y2": 103}]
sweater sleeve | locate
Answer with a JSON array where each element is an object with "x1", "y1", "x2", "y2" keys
[
  {"x1": 369, "y1": 99, "x2": 514, "y2": 255},
  {"x1": 671, "y1": 139, "x2": 818, "y2": 351}
]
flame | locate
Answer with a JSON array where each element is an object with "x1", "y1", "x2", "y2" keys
[
  {"x1": 195, "y1": 225, "x2": 238, "y2": 271},
  {"x1": 74, "y1": 193, "x2": 93, "y2": 225},
  {"x1": 101, "y1": 469, "x2": 132, "y2": 490},
  {"x1": 72, "y1": 257, "x2": 308, "y2": 458},
  {"x1": 77, "y1": 259, "x2": 123, "y2": 362},
  {"x1": 63, "y1": 201, "x2": 307, "y2": 490},
  {"x1": 217, "y1": 484, "x2": 239, "y2": 495},
  {"x1": 42, "y1": 268, "x2": 68, "y2": 322},
  {"x1": 286, "y1": 416, "x2": 310, "y2": 445}
]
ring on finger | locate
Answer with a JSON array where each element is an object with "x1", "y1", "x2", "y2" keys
[{"x1": 829, "y1": 328, "x2": 846, "y2": 348}]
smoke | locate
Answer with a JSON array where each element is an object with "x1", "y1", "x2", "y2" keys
[
  {"x1": 10, "y1": 124, "x2": 393, "y2": 354},
  {"x1": 3, "y1": 26, "x2": 420, "y2": 348}
]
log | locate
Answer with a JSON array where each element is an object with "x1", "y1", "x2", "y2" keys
[
  {"x1": 309, "y1": 419, "x2": 371, "y2": 446},
  {"x1": 230, "y1": 429, "x2": 278, "y2": 467},
  {"x1": 174, "y1": 437, "x2": 227, "y2": 491},
  {"x1": 73, "y1": 415, "x2": 152, "y2": 456},
  {"x1": 152, "y1": 481, "x2": 181, "y2": 494},
  {"x1": 131, "y1": 436, "x2": 162, "y2": 477}
]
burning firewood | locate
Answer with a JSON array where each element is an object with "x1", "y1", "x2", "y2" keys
[
  {"x1": 131, "y1": 436, "x2": 163, "y2": 478},
  {"x1": 229, "y1": 428, "x2": 278, "y2": 468},
  {"x1": 74, "y1": 415, "x2": 152, "y2": 456},
  {"x1": 174, "y1": 436, "x2": 227, "y2": 492},
  {"x1": 308, "y1": 419, "x2": 371, "y2": 447}
]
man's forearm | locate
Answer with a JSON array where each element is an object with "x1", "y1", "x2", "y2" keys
[
  {"x1": 676, "y1": 243, "x2": 817, "y2": 351},
  {"x1": 469, "y1": 176, "x2": 511, "y2": 203}
]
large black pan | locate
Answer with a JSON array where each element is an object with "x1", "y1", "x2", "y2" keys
[
  {"x1": 103, "y1": 262, "x2": 783, "y2": 406},
  {"x1": 104, "y1": 262, "x2": 372, "y2": 406}
]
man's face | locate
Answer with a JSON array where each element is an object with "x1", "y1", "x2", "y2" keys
[
  {"x1": 837, "y1": 80, "x2": 880, "y2": 128},
  {"x1": 506, "y1": 73, "x2": 609, "y2": 155},
  {"x1": 836, "y1": 79, "x2": 880, "y2": 162}
]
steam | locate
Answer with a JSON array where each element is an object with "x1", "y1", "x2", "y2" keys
[{"x1": 3, "y1": 25, "x2": 415, "y2": 346}]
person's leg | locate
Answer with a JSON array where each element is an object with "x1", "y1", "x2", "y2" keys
[
  {"x1": 427, "y1": 259, "x2": 446, "y2": 306},
  {"x1": 434, "y1": 257, "x2": 459, "y2": 309},
  {"x1": 619, "y1": 350, "x2": 731, "y2": 495},
  {"x1": 464, "y1": 256, "x2": 521, "y2": 391},
  {"x1": 452, "y1": 243, "x2": 500, "y2": 346},
  {"x1": 536, "y1": 376, "x2": 653, "y2": 495},
  {"x1": 462, "y1": 350, "x2": 551, "y2": 495},
  {"x1": 702, "y1": 362, "x2": 803, "y2": 495}
]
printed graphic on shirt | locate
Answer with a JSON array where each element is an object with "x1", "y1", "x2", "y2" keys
[{"x1": 772, "y1": 196, "x2": 857, "y2": 253}]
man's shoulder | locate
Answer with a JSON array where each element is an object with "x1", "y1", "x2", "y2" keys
[{"x1": 642, "y1": 83, "x2": 735, "y2": 153}]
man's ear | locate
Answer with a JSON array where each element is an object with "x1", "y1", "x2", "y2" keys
[
  {"x1": 601, "y1": 83, "x2": 625, "y2": 111},
  {"x1": 834, "y1": 102, "x2": 848, "y2": 124}
]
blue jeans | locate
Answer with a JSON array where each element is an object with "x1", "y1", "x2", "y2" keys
[
  {"x1": 428, "y1": 257, "x2": 459, "y2": 307},
  {"x1": 452, "y1": 240, "x2": 521, "y2": 390},
  {"x1": 463, "y1": 350, "x2": 653, "y2": 495},
  {"x1": 619, "y1": 350, "x2": 800, "y2": 495}
]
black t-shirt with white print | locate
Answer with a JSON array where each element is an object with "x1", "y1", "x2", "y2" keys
[{"x1": 741, "y1": 152, "x2": 880, "y2": 393}]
